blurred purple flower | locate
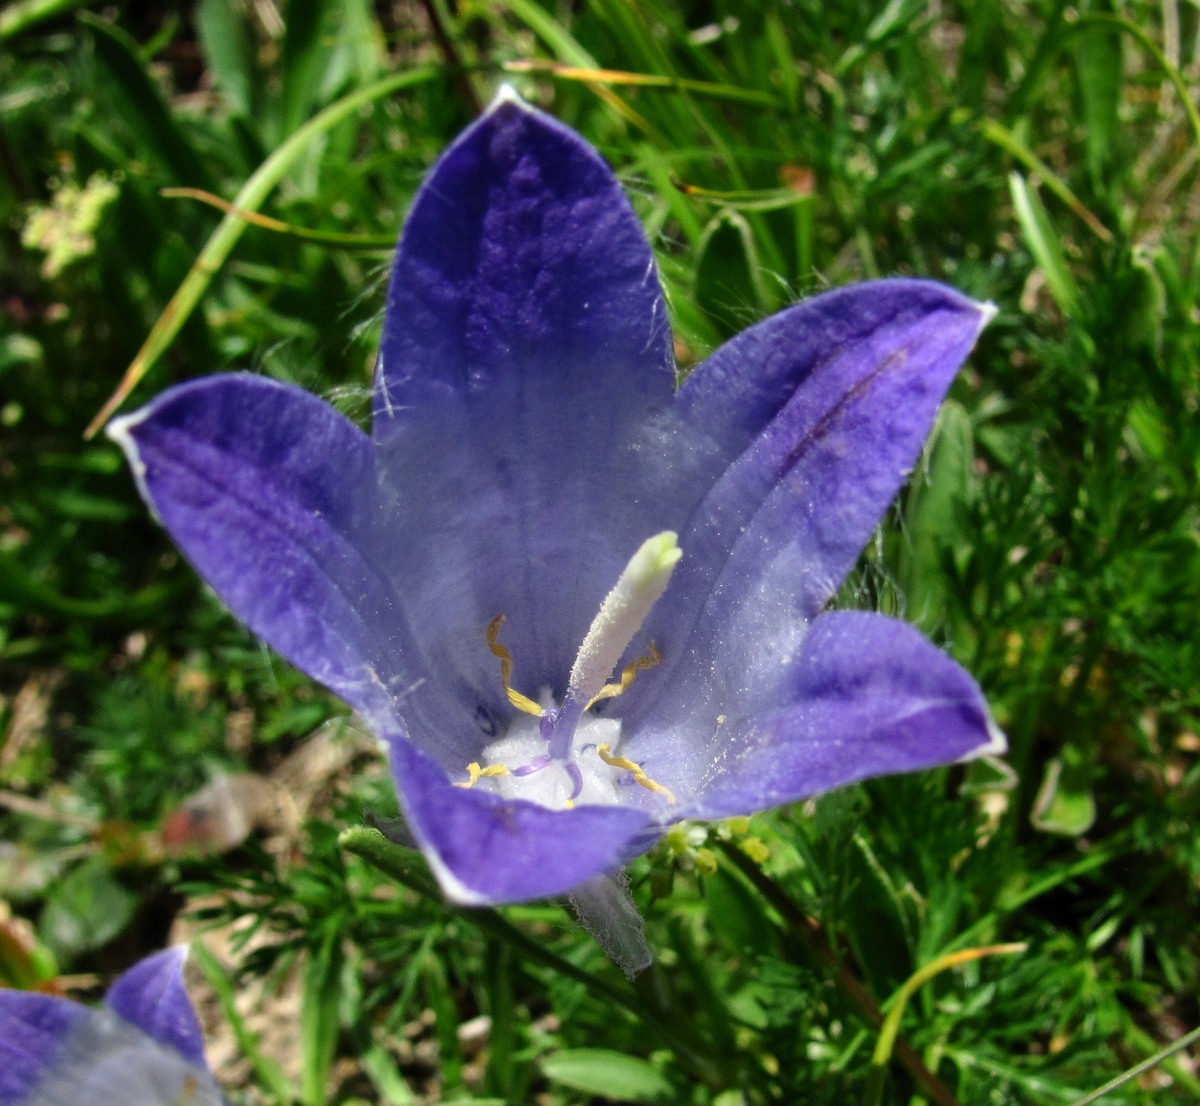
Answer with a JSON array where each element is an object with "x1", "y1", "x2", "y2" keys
[
  {"x1": 0, "y1": 948, "x2": 224, "y2": 1106},
  {"x1": 111, "y1": 89, "x2": 1003, "y2": 972}
]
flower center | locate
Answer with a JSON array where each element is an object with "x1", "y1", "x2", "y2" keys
[{"x1": 455, "y1": 532, "x2": 681, "y2": 810}]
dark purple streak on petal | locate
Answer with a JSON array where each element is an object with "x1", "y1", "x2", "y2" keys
[{"x1": 626, "y1": 281, "x2": 992, "y2": 737}]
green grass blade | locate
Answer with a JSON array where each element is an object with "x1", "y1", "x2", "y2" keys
[
  {"x1": 192, "y1": 941, "x2": 294, "y2": 1104},
  {"x1": 979, "y1": 116, "x2": 1112, "y2": 242},
  {"x1": 84, "y1": 64, "x2": 443, "y2": 438},
  {"x1": 1008, "y1": 171, "x2": 1082, "y2": 317},
  {"x1": 0, "y1": 0, "x2": 88, "y2": 40}
]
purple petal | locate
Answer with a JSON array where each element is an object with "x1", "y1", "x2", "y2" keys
[
  {"x1": 376, "y1": 88, "x2": 674, "y2": 438},
  {"x1": 0, "y1": 992, "x2": 84, "y2": 1105},
  {"x1": 371, "y1": 90, "x2": 681, "y2": 699},
  {"x1": 103, "y1": 948, "x2": 205, "y2": 1069},
  {"x1": 629, "y1": 280, "x2": 993, "y2": 725},
  {"x1": 7, "y1": 1009, "x2": 223, "y2": 1106},
  {"x1": 669, "y1": 611, "x2": 1005, "y2": 820},
  {"x1": 109, "y1": 374, "x2": 406, "y2": 729},
  {"x1": 389, "y1": 738, "x2": 653, "y2": 904}
]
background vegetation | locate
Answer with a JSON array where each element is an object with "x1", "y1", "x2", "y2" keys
[{"x1": 1, "y1": 0, "x2": 1197, "y2": 1103}]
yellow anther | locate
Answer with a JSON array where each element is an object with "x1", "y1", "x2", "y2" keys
[
  {"x1": 485, "y1": 615, "x2": 543, "y2": 717},
  {"x1": 739, "y1": 837, "x2": 770, "y2": 864},
  {"x1": 585, "y1": 642, "x2": 661, "y2": 709},
  {"x1": 453, "y1": 761, "x2": 511, "y2": 789},
  {"x1": 596, "y1": 742, "x2": 676, "y2": 804}
]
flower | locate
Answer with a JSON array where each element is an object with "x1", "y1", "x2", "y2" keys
[
  {"x1": 110, "y1": 89, "x2": 1004, "y2": 973},
  {"x1": 0, "y1": 948, "x2": 225, "y2": 1106}
]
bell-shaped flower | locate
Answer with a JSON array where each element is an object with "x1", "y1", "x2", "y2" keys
[
  {"x1": 110, "y1": 89, "x2": 1004, "y2": 972},
  {"x1": 0, "y1": 948, "x2": 225, "y2": 1106}
]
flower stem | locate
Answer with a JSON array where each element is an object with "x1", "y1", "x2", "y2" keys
[{"x1": 339, "y1": 826, "x2": 728, "y2": 1087}]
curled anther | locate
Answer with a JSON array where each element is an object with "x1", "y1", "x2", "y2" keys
[
  {"x1": 485, "y1": 615, "x2": 543, "y2": 717},
  {"x1": 586, "y1": 642, "x2": 661, "y2": 709},
  {"x1": 454, "y1": 761, "x2": 511, "y2": 789},
  {"x1": 596, "y1": 742, "x2": 676, "y2": 803}
]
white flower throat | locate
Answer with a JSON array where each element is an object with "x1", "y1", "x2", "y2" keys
[{"x1": 456, "y1": 532, "x2": 682, "y2": 810}]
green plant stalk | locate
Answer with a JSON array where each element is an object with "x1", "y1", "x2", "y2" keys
[
  {"x1": 85, "y1": 64, "x2": 443, "y2": 438},
  {"x1": 501, "y1": 59, "x2": 783, "y2": 109},
  {"x1": 493, "y1": 1, "x2": 663, "y2": 141},
  {"x1": 338, "y1": 826, "x2": 728, "y2": 1088}
]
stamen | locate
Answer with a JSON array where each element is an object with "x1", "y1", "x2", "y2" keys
[
  {"x1": 596, "y1": 743, "x2": 676, "y2": 804},
  {"x1": 454, "y1": 761, "x2": 511, "y2": 789},
  {"x1": 564, "y1": 760, "x2": 585, "y2": 801},
  {"x1": 512, "y1": 754, "x2": 552, "y2": 777},
  {"x1": 586, "y1": 642, "x2": 661, "y2": 709},
  {"x1": 486, "y1": 615, "x2": 543, "y2": 717},
  {"x1": 568, "y1": 532, "x2": 681, "y2": 708}
]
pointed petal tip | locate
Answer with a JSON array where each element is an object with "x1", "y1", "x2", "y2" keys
[
  {"x1": 105, "y1": 406, "x2": 154, "y2": 508},
  {"x1": 962, "y1": 715, "x2": 1009, "y2": 762},
  {"x1": 974, "y1": 298, "x2": 1000, "y2": 332},
  {"x1": 105, "y1": 404, "x2": 148, "y2": 450},
  {"x1": 484, "y1": 82, "x2": 533, "y2": 116},
  {"x1": 103, "y1": 946, "x2": 207, "y2": 1069}
]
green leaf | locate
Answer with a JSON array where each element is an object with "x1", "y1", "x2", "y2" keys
[
  {"x1": 196, "y1": 0, "x2": 259, "y2": 118},
  {"x1": 541, "y1": 1049, "x2": 673, "y2": 1103},
  {"x1": 1072, "y1": 13, "x2": 1122, "y2": 184},
  {"x1": 899, "y1": 399, "x2": 975, "y2": 627},
  {"x1": 301, "y1": 932, "x2": 344, "y2": 1106},
  {"x1": 1009, "y1": 171, "x2": 1080, "y2": 317},
  {"x1": 192, "y1": 942, "x2": 294, "y2": 1103},
  {"x1": 0, "y1": 0, "x2": 89, "y2": 41},
  {"x1": 1031, "y1": 749, "x2": 1097, "y2": 836},
  {"x1": 39, "y1": 858, "x2": 136, "y2": 958},
  {"x1": 279, "y1": 0, "x2": 381, "y2": 138}
]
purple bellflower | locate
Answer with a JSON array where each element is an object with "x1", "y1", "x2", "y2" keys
[
  {"x1": 110, "y1": 89, "x2": 1004, "y2": 972},
  {"x1": 0, "y1": 948, "x2": 225, "y2": 1106}
]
